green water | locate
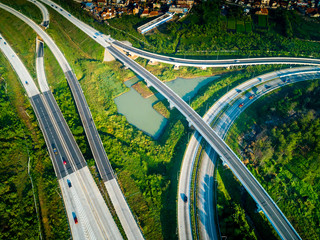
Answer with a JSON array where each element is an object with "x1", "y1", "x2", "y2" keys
[{"x1": 114, "y1": 75, "x2": 220, "y2": 139}]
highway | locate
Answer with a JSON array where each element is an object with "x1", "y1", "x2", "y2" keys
[
  {"x1": 180, "y1": 67, "x2": 320, "y2": 240},
  {"x1": 37, "y1": 0, "x2": 320, "y2": 69},
  {"x1": 105, "y1": 45, "x2": 302, "y2": 240},
  {"x1": 28, "y1": 0, "x2": 49, "y2": 28},
  {"x1": 0, "y1": 3, "x2": 144, "y2": 239},
  {"x1": 112, "y1": 40, "x2": 320, "y2": 68},
  {"x1": 0, "y1": 32, "x2": 123, "y2": 239},
  {"x1": 9, "y1": 1, "x2": 315, "y2": 239},
  {"x1": 33, "y1": 1, "x2": 305, "y2": 235}
]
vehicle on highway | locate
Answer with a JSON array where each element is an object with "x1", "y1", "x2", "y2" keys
[
  {"x1": 4, "y1": 42, "x2": 6, "y2": 45},
  {"x1": 52, "y1": 143, "x2": 58, "y2": 155},
  {"x1": 72, "y1": 212, "x2": 78, "y2": 224},
  {"x1": 25, "y1": 81, "x2": 28, "y2": 85},
  {"x1": 183, "y1": 195, "x2": 188, "y2": 202},
  {"x1": 62, "y1": 157, "x2": 67, "y2": 165},
  {"x1": 265, "y1": 85, "x2": 271, "y2": 89},
  {"x1": 249, "y1": 95, "x2": 254, "y2": 100},
  {"x1": 67, "y1": 179, "x2": 72, "y2": 188},
  {"x1": 238, "y1": 103, "x2": 244, "y2": 108},
  {"x1": 234, "y1": 60, "x2": 240, "y2": 62},
  {"x1": 68, "y1": 14, "x2": 71, "y2": 16},
  {"x1": 93, "y1": 35, "x2": 97, "y2": 38}
]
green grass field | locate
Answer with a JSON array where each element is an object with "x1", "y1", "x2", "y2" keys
[{"x1": 225, "y1": 80, "x2": 320, "y2": 239}]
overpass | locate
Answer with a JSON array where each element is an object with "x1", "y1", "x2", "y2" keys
[
  {"x1": 26, "y1": 1, "x2": 305, "y2": 239},
  {"x1": 112, "y1": 40, "x2": 320, "y2": 68},
  {"x1": 28, "y1": 0, "x2": 49, "y2": 28},
  {"x1": 180, "y1": 67, "x2": 320, "y2": 240},
  {"x1": 106, "y1": 45, "x2": 301, "y2": 240}
]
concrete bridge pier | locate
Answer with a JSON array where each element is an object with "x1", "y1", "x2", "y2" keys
[
  {"x1": 174, "y1": 65, "x2": 180, "y2": 70},
  {"x1": 145, "y1": 80, "x2": 152, "y2": 88},
  {"x1": 256, "y1": 204, "x2": 263, "y2": 213},
  {"x1": 186, "y1": 117, "x2": 194, "y2": 128},
  {"x1": 201, "y1": 66, "x2": 207, "y2": 70},
  {"x1": 168, "y1": 100, "x2": 175, "y2": 110}
]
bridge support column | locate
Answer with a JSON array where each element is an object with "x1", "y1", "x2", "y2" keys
[
  {"x1": 220, "y1": 156, "x2": 229, "y2": 167},
  {"x1": 187, "y1": 119, "x2": 193, "y2": 128},
  {"x1": 256, "y1": 204, "x2": 263, "y2": 213},
  {"x1": 145, "y1": 80, "x2": 152, "y2": 88},
  {"x1": 168, "y1": 100, "x2": 175, "y2": 110},
  {"x1": 201, "y1": 66, "x2": 207, "y2": 70},
  {"x1": 174, "y1": 65, "x2": 180, "y2": 70}
]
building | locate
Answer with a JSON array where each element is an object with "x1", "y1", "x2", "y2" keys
[
  {"x1": 137, "y1": 13, "x2": 174, "y2": 34},
  {"x1": 169, "y1": 5, "x2": 188, "y2": 14},
  {"x1": 140, "y1": 8, "x2": 150, "y2": 17},
  {"x1": 85, "y1": 2, "x2": 94, "y2": 10},
  {"x1": 97, "y1": 0, "x2": 107, "y2": 6},
  {"x1": 149, "y1": 11, "x2": 159, "y2": 17}
]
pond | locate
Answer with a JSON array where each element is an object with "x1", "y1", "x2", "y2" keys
[{"x1": 114, "y1": 75, "x2": 220, "y2": 139}]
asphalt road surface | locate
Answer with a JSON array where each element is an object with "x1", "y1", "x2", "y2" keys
[
  {"x1": 0, "y1": 3, "x2": 144, "y2": 239},
  {"x1": 28, "y1": 0, "x2": 49, "y2": 27},
  {"x1": 181, "y1": 67, "x2": 319, "y2": 240},
  {"x1": 106, "y1": 45, "x2": 301, "y2": 240},
  {"x1": 1, "y1": 31, "x2": 123, "y2": 239}
]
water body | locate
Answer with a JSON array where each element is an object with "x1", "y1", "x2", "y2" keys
[{"x1": 114, "y1": 75, "x2": 220, "y2": 139}]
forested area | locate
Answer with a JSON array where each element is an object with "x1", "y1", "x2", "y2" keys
[{"x1": 224, "y1": 80, "x2": 320, "y2": 239}]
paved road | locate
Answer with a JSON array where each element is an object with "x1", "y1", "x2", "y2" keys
[
  {"x1": 106, "y1": 45, "x2": 301, "y2": 240},
  {"x1": 181, "y1": 67, "x2": 320, "y2": 240},
  {"x1": 22, "y1": 1, "x2": 307, "y2": 239},
  {"x1": 36, "y1": 39, "x2": 50, "y2": 92},
  {"x1": 112, "y1": 41, "x2": 320, "y2": 68},
  {"x1": 1, "y1": 3, "x2": 144, "y2": 239},
  {"x1": 38, "y1": 0, "x2": 320, "y2": 69},
  {"x1": 28, "y1": 0, "x2": 49, "y2": 27},
  {"x1": 1, "y1": 31, "x2": 123, "y2": 239}
]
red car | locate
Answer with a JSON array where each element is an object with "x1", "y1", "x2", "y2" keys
[
  {"x1": 249, "y1": 95, "x2": 254, "y2": 100},
  {"x1": 62, "y1": 157, "x2": 67, "y2": 165},
  {"x1": 239, "y1": 103, "x2": 244, "y2": 108},
  {"x1": 72, "y1": 212, "x2": 78, "y2": 224}
]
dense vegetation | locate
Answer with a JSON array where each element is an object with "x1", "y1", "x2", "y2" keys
[
  {"x1": 222, "y1": 80, "x2": 320, "y2": 239},
  {"x1": 54, "y1": 0, "x2": 320, "y2": 59}
]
